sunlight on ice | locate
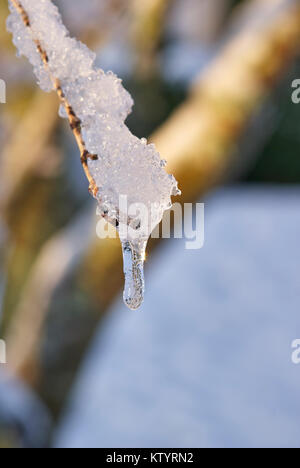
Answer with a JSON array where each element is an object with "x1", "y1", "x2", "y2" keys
[
  {"x1": 122, "y1": 240, "x2": 147, "y2": 311},
  {"x1": 7, "y1": 0, "x2": 180, "y2": 310}
]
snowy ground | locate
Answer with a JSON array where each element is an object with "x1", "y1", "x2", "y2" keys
[{"x1": 54, "y1": 185, "x2": 300, "y2": 448}]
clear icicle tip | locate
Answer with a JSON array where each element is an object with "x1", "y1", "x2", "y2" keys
[{"x1": 121, "y1": 239, "x2": 147, "y2": 311}]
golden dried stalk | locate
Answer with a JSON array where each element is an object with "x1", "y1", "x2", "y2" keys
[
  {"x1": 130, "y1": 0, "x2": 171, "y2": 75},
  {"x1": 0, "y1": 90, "x2": 58, "y2": 214}
]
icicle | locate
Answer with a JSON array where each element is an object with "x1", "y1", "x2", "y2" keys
[{"x1": 121, "y1": 240, "x2": 147, "y2": 311}]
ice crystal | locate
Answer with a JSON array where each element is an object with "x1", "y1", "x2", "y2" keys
[{"x1": 7, "y1": 0, "x2": 180, "y2": 309}]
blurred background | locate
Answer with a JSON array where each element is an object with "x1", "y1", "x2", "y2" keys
[{"x1": 0, "y1": 0, "x2": 300, "y2": 448}]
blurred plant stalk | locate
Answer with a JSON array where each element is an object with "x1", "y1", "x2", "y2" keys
[
  {"x1": 130, "y1": 0, "x2": 172, "y2": 76},
  {"x1": 154, "y1": 0, "x2": 300, "y2": 200},
  {"x1": 83, "y1": 0, "x2": 300, "y2": 303},
  {"x1": 0, "y1": 91, "x2": 59, "y2": 214}
]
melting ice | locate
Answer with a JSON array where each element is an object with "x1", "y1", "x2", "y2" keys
[{"x1": 7, "y1": 0, "x2": 180, "y2": 310}]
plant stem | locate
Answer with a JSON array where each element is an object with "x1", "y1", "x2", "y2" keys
[{"x1": 9, "y1": 0, "x2": 99, "y2": 198}]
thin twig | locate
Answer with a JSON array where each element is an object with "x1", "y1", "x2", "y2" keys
[{"x1": 10, "y1": 0, "x2": 99, "y2": 198}]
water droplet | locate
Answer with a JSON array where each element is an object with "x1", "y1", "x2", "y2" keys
[{"x1": 121, "y1": 239, "x2": 147, "y2": 310}]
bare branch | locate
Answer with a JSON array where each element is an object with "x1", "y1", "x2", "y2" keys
[{"x1": 9, "y1": 0, "x2": 99, "y2": 198}]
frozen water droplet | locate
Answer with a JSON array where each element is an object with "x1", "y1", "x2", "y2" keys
[
  {"x1": 172, "y1": 183, "x2": 181, "y2": 196},
  {"x1": 59, "y1": 104, "x2": 67, "y2": 118},
  {"x1": 7, "y1": 0, "x2": 181, "y2": 311},
  {"x1": 121, "y1": 239, "x2": 146, "y2": 310}
]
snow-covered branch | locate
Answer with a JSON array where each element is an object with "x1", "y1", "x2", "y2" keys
[
  {"x1": 7, "y1": 0, "x2": 179, "y2": 310},
  {"x1": 7, "y1": 0, "x2": 179, "y2": 230},
  {"x1": 8, "y1": 0, "x2": 99, "y2": 198}
]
